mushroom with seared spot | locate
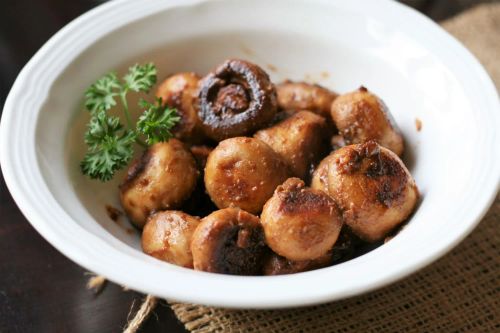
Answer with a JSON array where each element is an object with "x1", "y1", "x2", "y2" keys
[
  {"x1": 191, "y1": 208, "x2": 267, "y2": 275},
  {"x1": 261, "y1": 178, "x2": 343, "y2": 261},
  {"x1": 254, "y1": 110, "x2": 328, "y2": 180},
  {"x1": 119, "y1": 139, "x2": 199, "y2": 228},
  {"x1": 330, "y1": 86, "x2": 404, "y2": 156},
  {"x1": 204, "y1": 137, "x2": 291, "y2": 214},
  {"x1": 313, "y1": 141, "x2": 419, "y2": 242},
  {"x1": 142, "y1": 211, "x2": 200, "y2": 268}
]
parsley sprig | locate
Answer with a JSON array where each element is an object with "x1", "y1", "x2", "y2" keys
[
  {"x1": 80, "y1": 63, "x2": 180, "y2": 181},
  {"x1": 137, "y1": 98, "x2": 181, "y2": 145}
]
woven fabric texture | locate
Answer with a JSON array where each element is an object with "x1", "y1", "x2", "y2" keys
[{"x1": 170, "y1": 4, "x2": 500, "y2": 332}]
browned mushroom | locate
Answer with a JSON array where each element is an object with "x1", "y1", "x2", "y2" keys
[
  {"x1": 142, "y1": 211, "x2": 200, "y2": 268},
  {"x1": 317, "y1": 141, "x2": 419, "y2": 242},
  {"x1": 156, "y1": 72, "x2": 205, "y2": 143},
  {"x1": 191, "y1": 208, "x2": 267, "y2": 275},
  {"x1": 261, "y1": 178, "x2": 343, "y2": 261},
  {"x1": 330, "y1": 86, "x2": 404, "y2": 156},
  {"x1": 276, "y1": 80, "x2": 337, "y2": 119},
  {"x1": 204, "y1": 137, "x2": 291, "y2": 214},
  {"x1": 310, "y1": 153, "x2": 335, "y2": 194},
  {"x1": 254, "y1": 110, "x2": 328, "y2": 180},
  {"x1": 119, "y1": 139, "x2": 199, "y2": 228},
  {"x1": 198, "y1": 59, "x2": 278, "y2": 141}
]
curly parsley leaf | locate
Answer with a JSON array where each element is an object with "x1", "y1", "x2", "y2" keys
[
  {"x1": 123, "y1": 63, "x2": 157, "y2": 93},
  {"x1": 80, "y1": 63, "x2": 180, "y2": 182},
  {"x1": 84, "y1": 72, "x2": 120, "y2": 114},
  {"x1": 80, "y1": 111, "x2": 136, "y2": 181},
  {"x1": 137, "y1": 98, "x2": 181, "y2": 145}
]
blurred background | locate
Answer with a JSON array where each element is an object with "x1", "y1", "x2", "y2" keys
[{"x1": 0, "y1": 1, "x2": 498, "y2": 332}]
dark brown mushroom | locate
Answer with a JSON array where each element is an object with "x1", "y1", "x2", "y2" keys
[
  {"x1": 191, "y1": 208, "x2": 267, "y2": 275},
  {"x1": 198, "y1": 59, "x2": 278, "y2": 141}
]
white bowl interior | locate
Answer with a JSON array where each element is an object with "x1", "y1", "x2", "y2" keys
[{"x1": 9, "y1": 0, "x2": 496, "y2": 307}]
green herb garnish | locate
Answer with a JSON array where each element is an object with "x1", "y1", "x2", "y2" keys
[
  {"x1": 137, "y1": 98, "x2": 181, "y2": 145},
  {"x1": 80, "y1": 63, "x2": 180, "y2": 181}
]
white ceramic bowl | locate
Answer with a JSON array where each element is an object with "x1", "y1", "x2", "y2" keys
[{"x1": 1, "y1": 0, "x2": 499, "y2": 309}]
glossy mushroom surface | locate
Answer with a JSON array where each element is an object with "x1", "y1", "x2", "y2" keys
[
  {"x1": 191, "y1": 208, "x2": 267, "y2": 275},
  {"x1": 261, "y1": 178, "x2": 343, "y2": 261},
  {"x1": 198, "y1": 59, "x2": 278, "y2": 141},
  {"x1": 155, "y1": 72, "x2": 205, "y2": 143},
  {"x1": 142, "y1": 211, "x2": 200, "y2": 268},
  {"x1": 330, "y1": 86, "x2": 404, "y2": 156},
  {"x1": 310, "y1": 153, "x2": 335, "y2": 194},
  {"x1": 119, "y1": 139, "x2": 199, "y2": 228},
  {"x1": 126, "y1": 60, "x2": 422, "y2": 276},
  {"x1": 276, "y1": 81, "x2": 337, "y2": 119},
  {"x1": 254, "y1": 110, "x2": 328, "y2": 179},
  {"x1": 322, "y1": 141, "x2": 419, "y2": 242},
  {"x1": 204, "y1": 137, "x2": 290, "y2": 214}
]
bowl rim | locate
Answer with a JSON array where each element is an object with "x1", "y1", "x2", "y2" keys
[{"x1": 1, "y1": 0, "x2": 499, "y2": 308}]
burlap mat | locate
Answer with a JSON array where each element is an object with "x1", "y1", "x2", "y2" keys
[{"x1": 170, "y1": 4, "x2": 500, "y2": 332}]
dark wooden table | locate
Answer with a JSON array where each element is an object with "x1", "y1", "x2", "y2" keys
[{"x1": 0, "y1": 1, "x2": 495, "y2": 332}]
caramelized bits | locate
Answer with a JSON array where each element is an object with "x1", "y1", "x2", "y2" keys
[
  {"x1": 204, "y1": 137, "x2": 290, "y2": 214},
  {"x1": 191, "y1": 208, "x2": 267, "y2": 275},
  {"x1": 261, "y1": 178, "x2": 343, "y2": 261}
]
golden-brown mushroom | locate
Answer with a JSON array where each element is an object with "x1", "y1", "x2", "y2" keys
[
  {"x1": 155, "y1": 72, "x2": 205, "y2": 143},
  {"x1": 119, "y1": 139, "x2": 199, "y2": 228},
  {"x1": 276, "y1": 81, "x2": 337, "y2": 119},
  {"x1": 261, "y1": 178, "x2": 343, "y2": 261},
  {"x1": 191, "y1": 208, "x2": 267, "y2": 275},
  {"x1": 198, "y1": 59, "x2": 278, "y2": 141},
  {"x1": 142, "y1": 211, "x2": 200, "y2": 268},
  {"x1": 321, "y1": 141, "x2": 419, "y2": 242},
  {"x1": 204, "y1": 137, "x2": 290, "y2": 214},
  {"x1": 310, "y1": 153, "x2": 335, "y2": 194},
  {"x1": 330, "y1": 86, "x2": 404, "y2": 156},
  {"x1": 254, "y1": 111, "x2": 328, "y2": 179}
]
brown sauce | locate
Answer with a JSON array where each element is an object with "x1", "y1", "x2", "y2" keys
[{"x1": 105, "y1": 204, "x2": 122, "y2": 222}]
